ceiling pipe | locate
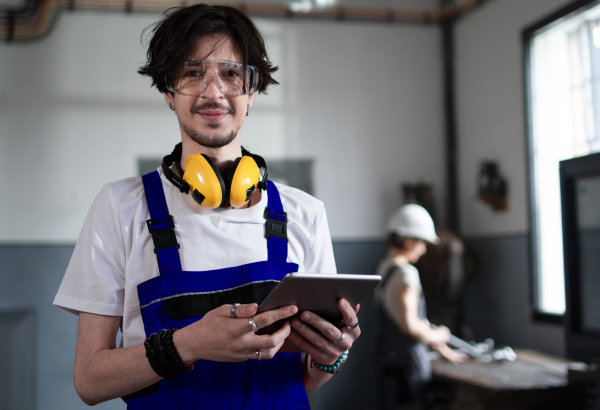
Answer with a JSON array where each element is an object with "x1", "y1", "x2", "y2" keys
[{"x1": 1, "y1": 0, "x2": 491, "y2": 42}]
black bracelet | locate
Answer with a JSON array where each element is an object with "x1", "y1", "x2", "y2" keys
[
  {"x1": 164, "y1": 328, "x2": 194, "y2": 373},
  {"x1": 144, "y1": 329, "x2": 194, "y2": 377}
]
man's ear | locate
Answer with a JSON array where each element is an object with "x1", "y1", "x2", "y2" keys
[
  {"x1": 247, "y1": 92, "x2": 255, "y2": 109},
  {"x1": 163, "y1": 93, "x2": 174, "y2": 109}
]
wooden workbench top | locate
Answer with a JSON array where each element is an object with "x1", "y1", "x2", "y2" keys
[{"x1": 431, "y1": 349, "x2": 573, "y2": 391}]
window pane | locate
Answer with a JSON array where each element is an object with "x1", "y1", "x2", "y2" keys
[{"x1": 528, "y1": 2, "x2": 600, "y2": 316}]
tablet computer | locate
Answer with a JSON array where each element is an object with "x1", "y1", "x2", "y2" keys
[{"x1": 256, "y1": 272, "x2": 381, "y2": 334}]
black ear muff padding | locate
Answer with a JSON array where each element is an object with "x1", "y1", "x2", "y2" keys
[
  {"x1": 224, "y1": 157, "x2": 242, "y2": 206},
  {"x1": 200, "y1": 154, "x2": 227, "y2": 207}
]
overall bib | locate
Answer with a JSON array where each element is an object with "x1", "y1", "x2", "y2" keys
[{"x1": 124, "y1": 171, "x2": 310, "y2": 409}]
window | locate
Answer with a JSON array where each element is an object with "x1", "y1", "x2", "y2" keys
[{"x1": 524, "y1": 0, "x2": 600, "y2": 320}]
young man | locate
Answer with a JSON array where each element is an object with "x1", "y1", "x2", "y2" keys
[
  {"x1": 54, "y1": 5, "x2": 360, "y2": 408},
  {"x1": 375, "y1": 204, "x2": 464, "y2": 410}
]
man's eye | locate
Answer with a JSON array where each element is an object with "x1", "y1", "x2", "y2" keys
[
  {"x1": 223, "y1": 69, "x2": 241, "y2": 78},
  {"x1": 184, "y1": 70, "x2": 203, "y2": 78}
]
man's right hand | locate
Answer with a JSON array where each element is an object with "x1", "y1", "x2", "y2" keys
[{"x1": 173, "y1": 303, "x2": 298, "y2": 364}]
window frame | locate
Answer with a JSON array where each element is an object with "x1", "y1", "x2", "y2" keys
[{"x1": 523, "y1": 0, "x2": 600, "y2": 324}]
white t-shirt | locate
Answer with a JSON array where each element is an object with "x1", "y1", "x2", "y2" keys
[
  {"x1": 54, "y1": 168, "x2": 336, "y2": 348},
  {"x1": 374, "y1": 257, "x2": 422, "y2": 329}
]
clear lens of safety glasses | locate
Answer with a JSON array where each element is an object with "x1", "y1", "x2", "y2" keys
[{"x1": 167, "y1": 60, "x2": 259, "y2": 97}]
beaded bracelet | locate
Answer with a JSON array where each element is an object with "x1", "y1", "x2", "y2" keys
[
  {"x1": 144, "y1": 329, "x2": 194, "y2": 377},
  {"x1": 310, "y1": 350, "x2": 349, "y2": 374}
]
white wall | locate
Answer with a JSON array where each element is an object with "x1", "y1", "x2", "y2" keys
[
  {"x1": 0, "y1": 10, "x2": 444, "y2": 243},
  {"x1": 454, "y1": 0, "x2": 573, "y2": 237}
]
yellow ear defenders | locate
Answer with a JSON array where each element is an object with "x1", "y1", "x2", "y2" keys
[{"x1": 162, "y1": 143, "x2": 268, "y2": 209}]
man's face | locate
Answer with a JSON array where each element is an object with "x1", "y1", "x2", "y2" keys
[{"x1": 165, "y1": 34, "x2": 255, "y2": 149}]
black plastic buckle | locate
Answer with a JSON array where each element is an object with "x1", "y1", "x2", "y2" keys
[
  {"x1": 264, "y1": 208, "x2": 288, "y2": 240},
  {"x1": 146, "y1": 215, "x2": 180, "y2": 254}
]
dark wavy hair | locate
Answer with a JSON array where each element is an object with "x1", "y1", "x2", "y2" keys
[{"x1": 138, "y1": 4, "x2": 279, "y2": 94}]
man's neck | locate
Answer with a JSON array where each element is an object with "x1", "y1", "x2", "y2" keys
[
  {"x1": 180, "y1": 137, "x2": 242, "y2": 175},
  {"x1": 387, "y1": 248, "x2": 409, "y2": 264}
]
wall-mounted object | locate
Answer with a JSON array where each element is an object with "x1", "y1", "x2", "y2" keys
[{"x1": 478, "y1": 161, "x2": 507, "y2": 211}]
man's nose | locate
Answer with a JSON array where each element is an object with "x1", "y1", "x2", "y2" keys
[{"x1": 201, "y1": 76, "x2": 224, "y2": 98}]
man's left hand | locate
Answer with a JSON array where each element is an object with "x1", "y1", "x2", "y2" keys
[{"x1": 286, "y1": 298, "x2": 360, "y2": 366}]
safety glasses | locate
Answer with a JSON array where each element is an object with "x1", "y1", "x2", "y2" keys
[{"x1": 167, "y1": 60, "x2": 259, "y2": 97}]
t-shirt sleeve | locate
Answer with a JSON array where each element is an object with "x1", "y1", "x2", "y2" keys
[
  {"x1": 303, "y1": 203, "x2": 337, "y2": 274},
  {"x1": 53, "y1": 184, "x2": 126, "y2": 316},
  {"x1": 397, "y1": 264, "x2": 422, "y2": 291}
]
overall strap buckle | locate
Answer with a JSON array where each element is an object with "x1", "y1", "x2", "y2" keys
[
  {"x1": 264, "y1": 209, "x2": 288, "y2": 240},
  {"x1": 146, "y1": 215, "x2": 180, "y2": 254}
]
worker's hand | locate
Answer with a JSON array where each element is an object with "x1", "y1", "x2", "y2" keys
[
  {"x1": 286, "y1": 299, "x2": 361, "y2": 366},
  {"x1": 433, "y1": 343, "x2": 468, "y2": 364},
  {"x1": 429, "y1": 324, "x2": 451, "y2": 345},
  {"x1": 173, "y1": 303, "x2": 298, "y2": 364}
]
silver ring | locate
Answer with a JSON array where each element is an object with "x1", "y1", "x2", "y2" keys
[
  {"x1": 249, "y1": 318, "x2": 259, "y2": 333},
  {"x1": 231, "y1": 303, "x2": 241, "y2": 318},
  {"x1": 256, "y1": 350, "x2": 262, "y2": 360},
  {"x1": 334, "y1": 331, "x2": 345, "y2": 344},
  {"x1": 347, "y1": 321, "x2": 359, "y2": 330}
]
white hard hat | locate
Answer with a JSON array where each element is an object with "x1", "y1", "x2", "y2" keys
[{"x1": 387, "y1": 204, "x2": 440, "y2": 244}]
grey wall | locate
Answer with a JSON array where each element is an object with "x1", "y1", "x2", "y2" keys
[
  {"x1": 0, "y1": 245, "x2": 121, "y2": 410},
  {"x1": 454, "y1": 0, "x2": 572, "y2": 236}
]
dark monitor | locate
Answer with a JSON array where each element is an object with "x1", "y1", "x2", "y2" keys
[{"x1": 560, "y1": 152, "x2": 600, "y2": 364}]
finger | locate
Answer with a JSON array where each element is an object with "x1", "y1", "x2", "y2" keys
[
  {"x1": 298, "y1": 311, "x2": 344, "y2": 344},
  {"x1": 252, "y1": 322, "x2": 292, "y2": 360},
  {"x1": 253, "y1": 305, "x2": 298, "y2": 329},
  {"x1": 288, "y1": 323, "x2": 338, "y2": 365},
  {"x1": 295, "y1": 314, "x2": 348, "y2": 353},
  {"x1": 338, "y1": 299, "x2": 360, "y2": 333},
  {"x1": 229, "y1": 303, "x2": 258, "y2": 318},
  {"x1": 270, "y1": 319, "x2": 292, "y2": 340}
]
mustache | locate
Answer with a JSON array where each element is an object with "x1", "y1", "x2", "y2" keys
[{"x1": 190, "y1": 102, "x2": 236, "y2": 115}]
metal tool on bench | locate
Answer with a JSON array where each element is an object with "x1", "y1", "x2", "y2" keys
[{"x1": 447, "y1": 333, "x2": 517, "y2": 363}]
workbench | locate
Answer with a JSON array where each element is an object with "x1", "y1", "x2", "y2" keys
[{"x1": 430, "y1": 349, "x2": 583, "y2": 410}]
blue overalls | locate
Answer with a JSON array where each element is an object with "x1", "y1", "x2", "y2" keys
[{"x1": 124, "y1": 171, "x2": 310, "y2": 409}]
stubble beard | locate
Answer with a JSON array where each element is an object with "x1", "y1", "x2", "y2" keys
[
  {"x1": 180, "y1": 101, "x2": 240, "y2": 149},
  {"x1": 182, "y1": 123, "x2": 240, "y2": 149}
]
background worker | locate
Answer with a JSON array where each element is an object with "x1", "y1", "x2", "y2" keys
[
  {"x1": 375, "y1": 204, "x2": 465, "y2": 410},
  {"x1": 53, "y1": 4, "x2": 361, "y2": 408}
]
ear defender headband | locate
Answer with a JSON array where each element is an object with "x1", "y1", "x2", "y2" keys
[{"x1": 162, "y1": 143, "x2": 268, "y2": 209}]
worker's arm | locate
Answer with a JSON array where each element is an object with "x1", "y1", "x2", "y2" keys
[
  {"x1": 74, "y1": 313, "x2": 160, "y2": 406},
  {"x1": 394, "y1": 284, "x2": 449, "y2": 345},
  {"x1": 74, "y1": 303, "x2": 297, "y2": 405}
]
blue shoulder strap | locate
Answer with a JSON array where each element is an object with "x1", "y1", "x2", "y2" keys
[
  {"x1": 142, "y1": 171, "x2": 182, "y2": 276},
  {"x1": 264, "y1": 180, "x2": 289, "y2": 263}
]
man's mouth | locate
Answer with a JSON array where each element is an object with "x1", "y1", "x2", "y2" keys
[
  {"x1": 191, "y1": 102, "x2": 236, "y2": 119},
  {"x1": 198, "y1": 110, "x2": 228, "y2": 120}
]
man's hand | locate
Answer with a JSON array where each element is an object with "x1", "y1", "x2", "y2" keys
[
  {"x1": 173, "y1": 303, "x2": 298, "y2": 364},
  {"x1": 287, "y1": 299, "x2": 360, "y2": 365}
]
